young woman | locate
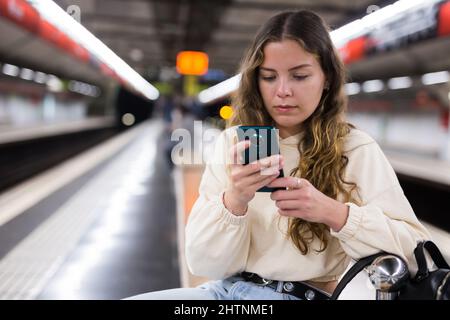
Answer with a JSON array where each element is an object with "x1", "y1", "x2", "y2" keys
[{"x1": 128, "y1": 10, "x2": 430, "y2": 300}]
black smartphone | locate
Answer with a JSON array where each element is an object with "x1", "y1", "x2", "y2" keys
[{"x1": 236, "y1": 126, "x2": 284, "y2": 192}]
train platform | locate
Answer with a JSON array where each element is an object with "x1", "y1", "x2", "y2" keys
[{"x1": 0, "y1": 119, "x2": 178, "y2": 299}]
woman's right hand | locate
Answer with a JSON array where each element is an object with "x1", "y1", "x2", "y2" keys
[{"x1": 223, "y1": 140, "x2": 284, "y2": 216}]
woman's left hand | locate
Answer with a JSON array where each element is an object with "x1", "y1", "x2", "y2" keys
[{"x1": 267, "y1": 177, "x2": 349, "y2": 232}]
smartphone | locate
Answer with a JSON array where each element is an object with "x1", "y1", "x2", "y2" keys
[{"x1": 236, "y1": 126, "x2": 284, "y2": 192}]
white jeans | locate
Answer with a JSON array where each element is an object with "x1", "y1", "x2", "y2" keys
[{"x1": 125, "y1": 275, "x2": 300, "y2": 300}]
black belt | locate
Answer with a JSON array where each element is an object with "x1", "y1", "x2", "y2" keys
[{"x1": 241, "y1": 272, "x2": 331, "y2": 300}]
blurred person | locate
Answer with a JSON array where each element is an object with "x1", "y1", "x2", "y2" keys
[
  {"x1": 126, "y1": 10, "x2": 430, "y2": 300},
  {"x1": 160, "y1": 94, "x2": 175, "y2": 135},
  {"x1": 171, "y1": 96, "x2": 197, "y2": 132}
]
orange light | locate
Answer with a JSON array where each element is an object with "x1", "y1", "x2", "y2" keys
[{"x1": 176, "y1": 51, "x2": 209, "y2": 75}]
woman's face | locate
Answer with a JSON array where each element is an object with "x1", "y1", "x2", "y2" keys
[{"x1": 258, "y1": 39, "x2": 327, "y2": 138}]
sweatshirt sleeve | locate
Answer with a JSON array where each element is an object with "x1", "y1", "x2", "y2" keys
[
  {"x1": 185, "y1": 128, "x2": 251, "y2": 279},
  {"x1": 330, "y1": 140, "x2": 431, "y2": 274}
]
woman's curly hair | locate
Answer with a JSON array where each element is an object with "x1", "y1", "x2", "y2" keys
[{"x1": 229, "y1": 10, "x2": 359, "y2": 254}]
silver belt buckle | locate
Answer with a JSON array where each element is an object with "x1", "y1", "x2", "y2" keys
[{"x1": 259, "y1": 278, "x2": 273, "y2": 286}]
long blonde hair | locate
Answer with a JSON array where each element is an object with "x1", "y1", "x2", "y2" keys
[{"x1": 229, "y1": 10, "x2": 359, "y2": 254}]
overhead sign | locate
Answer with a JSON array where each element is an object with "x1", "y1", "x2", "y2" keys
[
  {"x1": 176, "y1": 51, "x2": 209, "y2": 75},
  {"x1": 336, "y1": 0, "x2": 450, "y2": 64},
  {"x1": 367, "y1": 1, "x2": 439, "y2": 53}
]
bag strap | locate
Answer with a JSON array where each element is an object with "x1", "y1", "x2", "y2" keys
[
  {"x1": 332, "y1": 241, "x2": 450, "y2": 299},
  {"x1": 331, "y1": 252, "x2": 385, "y2": 300},
  {"x1": 414, "y1": 241, "x2": 450, "y2": 280}
]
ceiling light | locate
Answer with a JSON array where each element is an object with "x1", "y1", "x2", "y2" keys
[
  {"x1": 362, "y1": 80, "x2": 384, "y2": 93},
  {"x1": 345, "y1": 82, "x2": 361, "y2": 95},
  {"x1": 29, "y1": 1, "x2": 159, "y2": 100},
  {"x1": 68, "y1": 80, "x2": 101, "y2": 97},
  {"x1": 421, "y1": 71, "x2": 450, "y2": 85},
  {"x1": 47, "y1": 75, "x2": 63, "y2": 92},
  {"x1": 198, "y1": 74, "x2": 241, "y2": 104},
  {"x1": 20, "y1": 68, "x2": 34, "y2": 81},
  {"x1": 34, "y1": 71, "x2": 47, "y2": 84},
  {"x1": 2, "y1": 64, "x2": 20, "y2": 77},
  {"x1": 387, "y1": 76, "x2": 412, "y2": 89}
]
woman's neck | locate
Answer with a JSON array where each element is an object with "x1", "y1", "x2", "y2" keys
[{"x1": 278, "y1": 127, "x2": 303, "y2": 139}]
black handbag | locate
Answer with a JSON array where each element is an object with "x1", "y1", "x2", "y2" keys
[{"x1": 331, "y1": 241, "x2": 450, "y2": 300}]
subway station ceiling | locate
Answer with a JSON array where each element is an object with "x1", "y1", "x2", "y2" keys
[
  {"x1": 52, "y1": 0, "x2": 408, "y2": 80},
  {"x1": 0, "y1": 0, "x2": 424, "y2": 89}
]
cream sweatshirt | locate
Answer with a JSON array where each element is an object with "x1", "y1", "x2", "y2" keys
[{"x1": 185, "y1": 126, "x2": 431, "y2": 282}]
